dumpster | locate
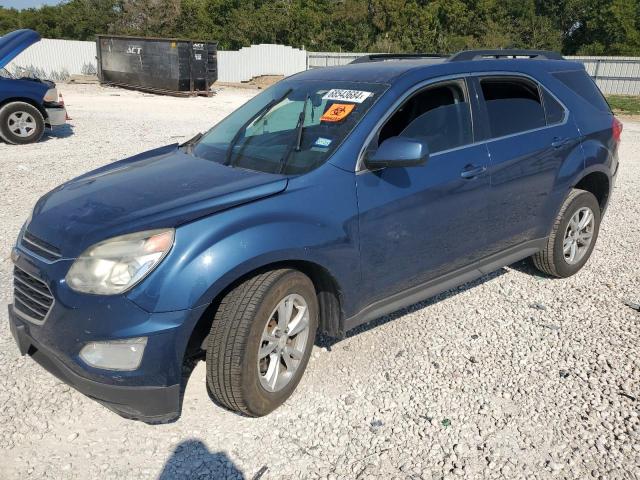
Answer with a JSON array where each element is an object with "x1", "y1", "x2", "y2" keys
[{"x1": 96, "y1": 35, "x2": 218, "y2": 96}]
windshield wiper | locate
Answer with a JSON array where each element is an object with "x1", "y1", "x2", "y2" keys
[
  {"x1": 225, "y1": 88, "x2": 292, "y2": 166},
  {"x1": 294, "y1": 94, "x2": 310, "y2": 152},
  {"x1": 279, "y1": 93, "x2": 310, "y2": 173},
  {"x1": 181, "y1": 132, "x2": 203, "y2": 154}
]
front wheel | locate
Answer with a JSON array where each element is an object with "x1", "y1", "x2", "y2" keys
[
  {"x1": 532, "y1": 188, "x2": 601, "y2": 278},
  {"x1": 0, "y1": 102, "x2": 45, "y2": 145},
  {"x1": 206, "y1": 269, "x2": 318, "y2": 416}
]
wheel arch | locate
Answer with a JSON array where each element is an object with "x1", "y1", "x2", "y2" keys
[
  {"x1": 183, "y1": 259, "x2": 344, "y2": 360},
  {"x1": 0, "y1": 97, "x2": 47, "y2": 120},
  {"x1": 573, "y1": 168, "x2": 611, "y2": 213}
]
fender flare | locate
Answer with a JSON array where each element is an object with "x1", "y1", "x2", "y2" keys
[{"x1": 0, "y1": 96, "x2": 48, "y2": 120}]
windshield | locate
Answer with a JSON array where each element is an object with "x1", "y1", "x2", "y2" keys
[
  {"x1": 0, "y1": 67, "x2": 13, "y2": 79},
  {"x1": 193, "y1": 80, "x2": 387, "y2": 175}
]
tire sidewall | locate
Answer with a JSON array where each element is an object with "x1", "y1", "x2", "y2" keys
[
  {"x1": 0, "y1": 102, "x2": 45, "y2": 145},
  {"x1": 552, "y1": 191, "x2": 601, "y2": 277},
  {"x1": 240, "y1": 271, "x2": 318, "y2": 416}
]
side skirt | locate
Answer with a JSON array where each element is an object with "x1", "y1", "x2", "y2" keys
[{"x1": 343, "y1": 238, "x2": 546, "y2": 333}]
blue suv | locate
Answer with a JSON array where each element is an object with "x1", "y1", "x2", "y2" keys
[
  {"x1": 0, "y1": 30, "x2": 68, "y2": 144},
  {"x1": 9, "y1": 49, "x2": 621, "y2": 422}
]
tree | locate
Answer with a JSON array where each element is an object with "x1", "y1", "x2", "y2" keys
[
  {"x1": 0, "y1": 8, "x2": 21, "y2": 34},
  {"x1": 0, "y1": 0, "x2": 638, "y2": 55}
]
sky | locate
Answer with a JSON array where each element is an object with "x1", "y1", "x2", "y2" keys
[{"x1": 1, "y1": 0, "x2": 61, "y2": 8}]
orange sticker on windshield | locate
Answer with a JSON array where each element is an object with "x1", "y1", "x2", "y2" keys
[{"x1": 321, "y1": 103, "x2": 355, "y2": 122}]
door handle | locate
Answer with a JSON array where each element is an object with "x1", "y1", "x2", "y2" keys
[
  {"x1": 551, "y1": 137, "x2": 569, "y2": 148},
  {"x1": 460, "y1": 164, "x2": 486, "y2": 179}
]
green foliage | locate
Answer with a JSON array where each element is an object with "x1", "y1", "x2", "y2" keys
[
  {"x1": 0, "y1": 0, "x2": 639, "y2": 55},
  {"x1": 607, "y1": 95, "x2": 640, "y2": 114}
]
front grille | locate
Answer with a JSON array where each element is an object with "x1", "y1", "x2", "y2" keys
[
  {"x1": 21, "y1": 231, "x2": 62, "y2": 261},
  {"x1": 13, "y1": 266, "x2": 54, "y2": 324}
]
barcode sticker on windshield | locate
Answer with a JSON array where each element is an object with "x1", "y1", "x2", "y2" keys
[
  {"x1": 314, "y1": 137, "x2": 332, "y2": 147},
  {"x1": 322, "y1": 89, "x2": 372, "y2": 104}
]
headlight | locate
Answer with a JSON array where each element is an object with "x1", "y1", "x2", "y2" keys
[
  {"x1": 43, "y1": 87, "x2": 58, "y2": 102},
  {"x1": 66, "y1": 229, "x2": 174, "y2": 295}
]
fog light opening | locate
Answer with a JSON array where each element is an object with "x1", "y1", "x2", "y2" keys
[{"x1": 79, "y1": 337, "x2": 147, "y2": 371}]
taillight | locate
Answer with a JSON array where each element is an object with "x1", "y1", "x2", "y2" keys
[{"x1": 612, "y1": 117, "x2": 623, "y2": 144}]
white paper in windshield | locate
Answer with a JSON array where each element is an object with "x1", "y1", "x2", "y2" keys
[{"x1": 322, "y1": 89, "x2": 373, "y2": 104}]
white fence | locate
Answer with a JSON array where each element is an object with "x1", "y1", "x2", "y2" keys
[
  {"x1": 310, "y1": 51, "x2": 640, "y2": 95},
  {"x1": 307, "y1": 51, "x2": 371, "y2": 68},
  {"x1": 217, "y1": 44, "x2": 307, "y2": 82},
  {"x1": 5, "y1": 38, "x2": 640, "y2": 95},
  {"x1": 566, "y1": 56, "x2": 640, "y2": 95},
  {"x1": 7, "y1": 38, "x2": 97, "y2": 77},
  {"x1": 6, "y1": 39, "x2": 308, "y2": 84}
]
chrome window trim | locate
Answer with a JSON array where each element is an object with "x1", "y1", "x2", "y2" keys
[{"x1": 356, "y1": 70, "x2": 570, "y2": 173}]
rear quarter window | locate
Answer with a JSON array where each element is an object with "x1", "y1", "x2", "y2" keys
[
  {"x1": 541, "y1": 89, "x2": 566, "y2": 125},
  {"x1": 553, "y1": 70, "x2": 611, "y2": 113}
]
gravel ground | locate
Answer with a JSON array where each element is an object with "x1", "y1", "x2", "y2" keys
[{"x1": 1, "y1": 84, "x2": 639, "y2": 480}]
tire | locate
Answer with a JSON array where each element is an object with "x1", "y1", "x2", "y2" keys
[
  {"x1": 206, "y1": 269, "x2": 318, "y2": 416},
  {"x1": 0, "y1": 102, "x2": 45, "y2": 145},
  {"x1": 532, "y1": 188, "x2": 601, "y2": 278}
]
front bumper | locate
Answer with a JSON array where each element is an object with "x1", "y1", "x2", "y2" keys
[
  {"x1": 9, "y1": 304, "x2": 181, "y2": 422},
  {"x1": 45, "y1": 106, "x2": 66, "y2": 126},
  {"x1": 9, "y1": 241, "x2": 209, "y2": 422}
]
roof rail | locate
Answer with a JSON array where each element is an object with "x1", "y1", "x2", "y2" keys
[
  {"x1": 448, "y1": 49, "x2": 564, "y2": 62},
  {"x1": 350, "y1": 53, "x2": 447, "y2": 64}
]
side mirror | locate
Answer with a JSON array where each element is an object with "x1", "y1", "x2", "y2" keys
[{"x1": 365, "y1": 136, "x2": 429, "y2": 169}]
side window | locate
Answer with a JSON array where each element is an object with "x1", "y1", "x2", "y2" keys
[
  {"x1": 541, "y1": 88, "x2": 565, "y2": 125},
  {"x1": 480, "y1": 78, "x2": 546, "y2": 138},
  {"x1": 553, "y1": 70, "x2": 610, "y2": 113},
  {"x1": 375, "y1": 80, "x2": 473, "y2": 155}
]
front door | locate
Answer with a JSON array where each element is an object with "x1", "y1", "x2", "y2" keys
[{"x1": 356, "y1": 78, "x2": 491, "y2": 309}]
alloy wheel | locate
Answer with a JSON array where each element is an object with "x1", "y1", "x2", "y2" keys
[
  {"x1": 563, "y1": 206, "x2": 595, "y2": 264},
  {"x1": 258, "y1": 293, "x2": 311, "y2": 392},
  {"x1": 8, "y1": 111, "x2": 36, "y2": 138}
]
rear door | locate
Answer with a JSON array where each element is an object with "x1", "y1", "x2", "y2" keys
[{"x1": 473, "y1": 74, "x2": 581, "y2": 253}]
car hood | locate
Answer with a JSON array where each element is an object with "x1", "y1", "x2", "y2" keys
[
  {"x1": 28, "y1": 144, "x2": 288, "y2": 257},
  {"x1": 0, "y1": 29, "x2": 40, "y2": 70}
]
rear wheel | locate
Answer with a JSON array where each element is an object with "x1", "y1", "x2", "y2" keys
[
  {"x1": 532, "y1": 188, "x2": 601, "y2": 277},
  {"x1": 206, "y1": 269, "x2": 318, "y2": 416},
  {"x1": 0, "y1": 102, "x2": 45, "y2": 145}
]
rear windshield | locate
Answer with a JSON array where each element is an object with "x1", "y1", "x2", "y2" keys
[
  {"x1": 553, "y1": 70, "x2": 610, "y2": 113},
  {"x1": 193, "y1": 80, "x2": 387, "y2": 175}
]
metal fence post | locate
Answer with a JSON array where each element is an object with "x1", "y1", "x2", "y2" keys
[{"x1": 594, "y1": 59, "x2": 601, "y2": 82}]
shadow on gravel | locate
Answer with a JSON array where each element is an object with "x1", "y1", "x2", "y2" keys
[
  {"x1": 158, "y1": 439, "x2": 245, "y2": 479},
  {"x1": 316, "y1": 266, "x2": 511, "y2": 350},
  {"x1": 508, "y1": 257, "x2": 552, "y2": 277},
  {"x1": 42, "y1": 123, "x2": 74, "y2": 141}
]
